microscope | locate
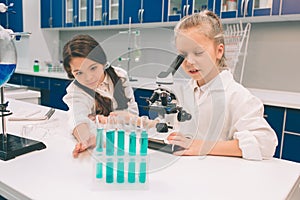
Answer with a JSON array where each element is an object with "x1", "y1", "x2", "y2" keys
[{"x1": 146, "y1": 54, "x2": 192, "y2": 133}]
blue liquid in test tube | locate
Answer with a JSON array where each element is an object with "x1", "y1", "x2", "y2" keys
[
  {"x1": 117, "y1": 129, "x2": 125, "y2": 183},
  {"x1": 106, "y1": 158, "x2": 114, "y2": 183},
  {"x1": 106, "y1": 130, "x2": 115, "y2": 156},
  {"x1": 96, "y1": 162, "x2": 103, "y2": 179},
  {"x1": 139, "y1": 159, "x2": 147, "y2": 183},
  {"x1": 139, "y1": 130, "x2": 148, "y2": 183},
  {"x1": 128, "y1": 131, "x2": 136, "y2": 183}
]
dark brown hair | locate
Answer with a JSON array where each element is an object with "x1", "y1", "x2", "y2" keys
[{"x1": 63, "y1": 34, "x2": 129, "y2": 116}]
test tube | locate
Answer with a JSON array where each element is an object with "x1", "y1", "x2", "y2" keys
[
  {"x1": 139, "y1": 129, "x2": 148, "y2": 183},
  {"x1": 117, "y1": 116, "x2": 125, "y2": 183},
  {"x1": 128, "y1": 116, "x2": 137, "y2": 183},
  {"x1": 105, "y1": 116, "x2": 116, "y2": 183},
  {"x1": 106, "y1": 116, "x2": 116, "y2": 156},
  {"x1": 96, "y1": 115, "x2": 104, "y2": 179}
]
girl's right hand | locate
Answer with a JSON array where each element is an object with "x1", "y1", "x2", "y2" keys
[{"x1": 72, "y1": 134, "x2": 96, "y2": 158}]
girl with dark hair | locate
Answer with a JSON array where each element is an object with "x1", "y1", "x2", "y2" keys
[{"x1": 62, "y1": 34, "x2": 138, "y2": 158}]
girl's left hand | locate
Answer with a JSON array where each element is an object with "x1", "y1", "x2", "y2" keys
[{"x1": 167, "y1": 132, "x2": 203, "y2": 156}]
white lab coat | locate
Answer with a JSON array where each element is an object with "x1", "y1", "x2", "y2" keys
[
  {"x1": 63, "y1": 67, "x2": 138, "y2": 135},
  {"x1": 178, "y1": 70, "x2": 278, "y2": 160}
]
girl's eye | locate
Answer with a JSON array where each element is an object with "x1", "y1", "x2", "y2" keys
[
  {"x1": 75, "y1": 71, "x2": 82, "y2": 76},
  {"x1": 195, "y1": 51, "x2": 204, "y2": 56},
  {"x1": 90, "y1": 65, "x2": 97, "y2": 71}
]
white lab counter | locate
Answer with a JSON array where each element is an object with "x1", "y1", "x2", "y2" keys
[
  {"x1": 4, "y1": 86, "x2": 41, "y2": 104},
  {"x1": 0, "y1": 99, "x2": 299, "y2": 200}
]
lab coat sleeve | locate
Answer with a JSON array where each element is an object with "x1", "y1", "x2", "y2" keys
[
  {"x1": 63, "y1": 83, "x2": 96, "y2": 135},
  {"x1": 231, "y1": 93, "x2": 278, "y2": 160},
  {"x1": 114, "y1": 67, "x2": 139, "y2": 115}
]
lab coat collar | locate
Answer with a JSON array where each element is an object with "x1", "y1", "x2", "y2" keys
[{"x1": 190, "y1": 70, "x2": 233, "y2": 92}]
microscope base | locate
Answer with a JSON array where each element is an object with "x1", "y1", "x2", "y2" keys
[{"x1": 0, "y1": 133, "x2": 46, "y2": 161}]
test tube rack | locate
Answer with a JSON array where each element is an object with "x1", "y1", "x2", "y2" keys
[{"x1": 92, "y1": 128, "x2": 148, "y2": 190}]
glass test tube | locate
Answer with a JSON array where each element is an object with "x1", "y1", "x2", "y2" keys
[
  {"x1": 96, "y1": 115, "x2": 104, "y2": 179},
  {"x1": 139, "y1": 116, "x2": 148, "y2": 183},
  {"x1": 106, "y1": 116, "x2": 116, "y2": 183},
  {"x1": 128, "y1": 116, "x2": 137, "y2": 183},
  {"x1": 117, "y1": 116, "x2": 125, "y2": 183}
]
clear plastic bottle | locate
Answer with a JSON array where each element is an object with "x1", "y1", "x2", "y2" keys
[{"x1": 33, "y1": 60, "x2": 40, "y2": 72}]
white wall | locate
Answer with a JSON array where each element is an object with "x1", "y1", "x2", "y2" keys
[
  {"x1": 17, "y1": 1, "x2": 300, "y2": 93},
  {"x1": 15, "y1": 0, "x2": 59, "y2": 70}
]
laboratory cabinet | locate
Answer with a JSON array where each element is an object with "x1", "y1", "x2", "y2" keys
[
  {"x1": 0, "y1": 0, "x2": 23, "y2": 32},
  {"x1": 133, "y1": 88, "x2": 153, "y2": 117},
  {"x1": 281, "y1": 0, "x2": 300, "y2": 15},
  {"x1": 214, "y1": 0, "x2": 280, "y2": 19},
  {"x1": 92, "y1": 0, "x2": 122, "y2": 25},
  {"x1": 123, "y1": 0, "x2": 164, "y2": 24},
  {"x1": 163, "y1": 0, "x2": 214, "y2": 22},
  {"x1": 264, "y1": 105, "x2": 300, "y2": 163},
  {"x1": 65, "y1": 0, "x2": 92, "y2": 27},
  {"x1": 7, "y1": 73, "x2": 71, "y2": 111},
  {"x1": 40, "y1": 0, "x2": 64, "y2": 28}
]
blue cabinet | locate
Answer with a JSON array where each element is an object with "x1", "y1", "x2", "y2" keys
[
  {"x1": 7, "y1": 73, "x2": 71, "y2": 111},
  {"x1": 164, "y1": 0, "x2": 214, "y2": 22},
  {"x1": 133, "y1": 88, "x2": 153, "y2": 117},
  {"x1": 215, "y1": 0, "x2": 280, "y2": 19},
  {"x1": 0, "y1": 0, "x2": 23, "y2": 32},
  {"x1": 264, "y1": 105, "x2": 284, "y2": 158},
  {"x1": 49, "y1": 78, "x2": 71, "y2": 111},
  {"x1": 123, "y1": 0, "x2": 163, "y2": 24},
  {"x1": 93, "y1": 0, "x2": 122, "y2": 25},
  {"x1": 281, "y1": 0, "x2": 300, "y2": 15},
  {"x1": 65, "y1": 0, "x2": 93, "y2": 27},
  {"x1": 282, "y1": 133, "x2": 300, "y2": 163},
  {"x1": 40, "y1": 0, "x2": 64, "y2": 28}
]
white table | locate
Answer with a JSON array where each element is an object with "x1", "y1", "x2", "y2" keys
[{"x1": 0, "y1": 100, "x2": 300, "y2": 200}]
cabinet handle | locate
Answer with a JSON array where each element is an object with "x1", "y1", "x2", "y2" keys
[
  {"x1": 263, "y1": 114, "x2": 268, "y2": 118},
  {"x1": 49, "y1": 17, "x2": 53, "y2": 27},
  {"x1": 141, "y1": 9, "x2": 144, "y2": 23},
  {"x1": 54, "y1": 83, "x2": 61, "y2": 87},
  {"x1": 39, "y1": 81, "x2": 45, "y2": 84},
  {"x1": 240, "y1": 0, "x2": 245, "y2": 16},
  {"x1": 183, "y1": 5, "x2": 187, "y2": 17},
  {"x1": 186, "y1": 4, "x2": 190, "y2": 16},
  {"x1": 245, "y1": 0, "x2": 250, "y2": 16},
  {"x1": 73, "y1": 15, "x2": 78, "y2": 26},
  {"x1": 25, "y1": 79, "x2": 31, "y2": 82},
  {"x1": 138, "y1": 9, "x2": 142, "y2": 23}
]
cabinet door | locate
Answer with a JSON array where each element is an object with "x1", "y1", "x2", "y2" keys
[
  {"x1": 215, "y1": 0, "x2": 239, "y2": 18},
  {"x1": 123, "y1": 0, "x2": 141, "y2": 23},
  {"x1": 92, "y1": 0, "x2": 103, "y2": 25},
  {"x1": 282, "y1": 133, "x2": 300, "y2": 163},
  {"x1": 264, "y1": 105, "x2": 285, "y2": 158},
  {"x1": 21, "y1": 75, "x2": 35, "y2": 87},
  {"x1": 285, "y1": 108, "x2": 300, "y2": 133},
  {"x1": 163, "y1": 0, "x2": 184, "y2": 22},
  {"x1": 35, "y1": 77, "x2": 50, "y2": 90},
  {"x1": 142, "y1": 0, "x2": 163, "y2": 23},
  {"x1": 281, "y1": 0, "x2": 300, "y2": 15},
  {"x1": 41, "y1": 0, "x2": 64, "y2": 28},
  {"x1": 192, "y1": 0, "x2": 214, "y2": 13},
  {"x1": 65, "y1": 0, "x2": 76, "y2": 27},
  {"x1": 0, "y1": 0, "x2": 23, "y2": 32},
  {"x1": 49, "y1": 79, "x2": 71, "y2": 110},
  {"x1": 248, "y1": 0, "x2": 280, "y2": 17},
  {"x1": 108, "y1": 0, "x2": 122, "y2": 24},
  {"x1": 7, "y1": 73, "x2": 22, "y2": 85},
  {"x1": 133, "y1": 88, "x2": 153, "y2": 117},
  {"x1": 78, "y1": 0, "x2": 91, "y2": 26},
  {"x1": 40, "y1": 0, "x2": 51, "y2": 28}
]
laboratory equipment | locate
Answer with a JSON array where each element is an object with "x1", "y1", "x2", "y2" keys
[
  {"x1": 224, "y1": 22, "x2": 251, "y2": 83},
  {"x1": 118, "y1": 17, "x2": 140, "y2": 81},
  {"x1": 93, "y1": 114, "x2": 148, "y2": 189},
  {"x1": 0, "y1": 25, "x2": 46, "y2": 161},
  {"x1": 145, "y1": 54, "x2": 192, "y2": 133}
]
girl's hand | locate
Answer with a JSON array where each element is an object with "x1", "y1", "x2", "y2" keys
[
  {"x1": 167, "y1": 132, "x2": 203, "y2": 156},
  {"x1": 96, "y1": 114, "x2": 108, "y2": 124},
  {"x1": 72, "y1": 134, "x2": 96, "y2": 158}
]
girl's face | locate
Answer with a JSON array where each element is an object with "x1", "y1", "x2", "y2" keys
[
  {"x1": 176, "y1": 27, "x2": 224, "y2": 87},
  {"x1": 69, "y1": 57, "x2": 105, "y2": 89}
]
